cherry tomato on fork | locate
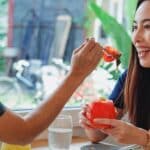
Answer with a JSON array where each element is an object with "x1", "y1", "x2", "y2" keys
[{"x1": 103, "y1": 46, "x2": 121, "y2": 62}]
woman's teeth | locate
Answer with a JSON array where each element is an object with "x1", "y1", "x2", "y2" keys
[{"x1": 138, "y1": 50, "x2": 150, "y2": 57}]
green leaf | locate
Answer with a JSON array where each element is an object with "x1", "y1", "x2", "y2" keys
[
  {"x1": 125, "y1": 0, "x2": 138, "y2": 32},
  {"x1": 0, "y1": 0, "x2": 7, "y2": 5},
  {"x1": 108, "y1": 70, "x2": 121, "y2": 80},
  {"x1": 0, "y1": 33, "x2": 6, "y2": 40},
  {"x1": 88, "y1": 1, "x2": 132, "y2": 68},
  {"x1": 102, "y1": 63, "x2": 113, "y2": 70}
]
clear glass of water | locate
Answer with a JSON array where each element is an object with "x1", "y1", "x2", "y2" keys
[{"x1": 48, "y1": 114, "x2": 73, "y2": 150}]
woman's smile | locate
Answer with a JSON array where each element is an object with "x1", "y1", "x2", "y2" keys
[{"x1": 137, "y1": 49, "x2": 150, "y2": 58}]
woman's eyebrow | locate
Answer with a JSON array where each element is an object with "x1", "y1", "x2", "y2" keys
[
  {"x1": 133, "y1": 19, "x2": 150, "y2": 24},
  {"x1": 142, "y1": 18, "x2": 150, "y2": 23}
]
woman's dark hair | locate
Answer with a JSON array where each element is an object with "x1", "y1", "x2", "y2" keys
[
  {"x1": 137, "y1": 0, "x2": 145, "y2": 6},
  {"x1": 124, "y1": 0, "x2": 150, "y2": 130}
]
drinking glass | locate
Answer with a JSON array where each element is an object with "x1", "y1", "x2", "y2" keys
[
  {"x1": 48, "y1": 115, "x2": 73, "y2": 150},
  {"x1": 1, "y1": 143, "x2": 31, "y2": 150}
]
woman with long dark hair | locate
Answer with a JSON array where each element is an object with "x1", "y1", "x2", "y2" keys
[{"x1": 80, "y1": 0, "x2": 150, "y2": 149}]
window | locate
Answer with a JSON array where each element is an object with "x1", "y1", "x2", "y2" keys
[
  {"x1": 0, "y1": 0, "x2": 123, "y2": 111},
  {"x1": 0, "y1": 0, "x2": 87, "y2": 110}
]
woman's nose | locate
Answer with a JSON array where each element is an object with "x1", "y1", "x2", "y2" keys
[{"x1": 132, "y1": 27, "x2": 144, "y2": 44}]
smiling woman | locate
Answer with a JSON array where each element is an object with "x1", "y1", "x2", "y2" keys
[
  {"x1": 3, "y1": 0, "x2": 150, "y2": 149},
  {"x1": 79, "y1": 0, "x2": 150, "y2": 149},
  {"x1": 132, "y1": 0, "x2": 150, "y2": 68}
]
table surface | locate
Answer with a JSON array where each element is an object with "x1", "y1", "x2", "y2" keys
[
  {"x1": 32, "y1": 137, "x2": 90, "y2": 150},
  {"x1": 31, "y1": 137, "x2": 124, "y2": 150}
]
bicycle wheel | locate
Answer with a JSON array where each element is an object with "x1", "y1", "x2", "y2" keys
[{"x1": 0, "y1": 77, "x2": 23, "y2": 107}]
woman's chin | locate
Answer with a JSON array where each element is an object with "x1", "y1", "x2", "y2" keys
[{"x1": 140, "y1": 61, "x2": 150, "y2": 68}]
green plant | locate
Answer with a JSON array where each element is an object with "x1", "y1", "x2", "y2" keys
[
  {"x1": 88, "y1": 0, "x2": 138, "y2": 69},
  {"x1": 84, "y1": 0, "x2": 96, "y2": 37},
  {"x1": 125, "y1": 0, "x2": 138, "y2": 32}
]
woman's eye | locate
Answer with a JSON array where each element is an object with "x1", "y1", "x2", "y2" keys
[{"x1": 144, "y1": 25, "x2": 150, "y2": 29}]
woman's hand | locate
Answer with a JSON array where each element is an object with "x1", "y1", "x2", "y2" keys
[
  {"x1": 79, "y1": 104, "x2": 108, "y2": 143},
  {"x1": 79, "y1": 104, "x2": 93, "y2": 130},
  {"x1": 69, "y1": 38, "x2": 103, "y2": 79},
  {"x1": 94, "y1": 118, "x2": 148, "y2": 146}
]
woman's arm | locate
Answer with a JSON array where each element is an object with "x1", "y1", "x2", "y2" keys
[
  {"x1": 0, "y1": 74, "x2": 87, "y2": 145},
  {"x1": 0, "y1": 39, "x2": 103, "y2": 145},
  {"x1": 94, "y1": 118, "x2": 149, "y2": 147}
]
